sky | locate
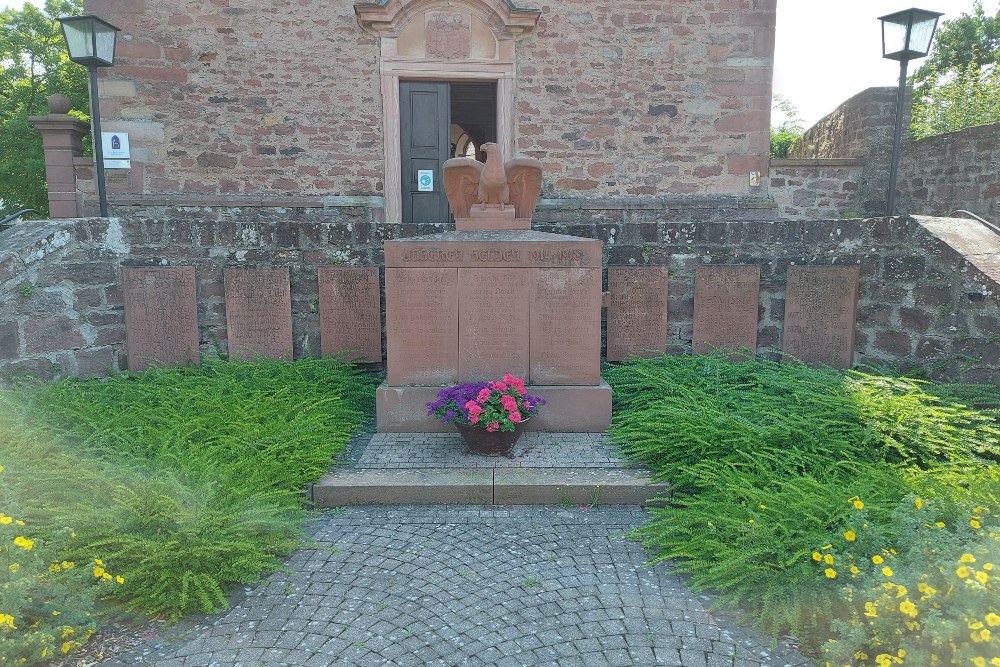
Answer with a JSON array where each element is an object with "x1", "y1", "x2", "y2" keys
[{"x1": 2, "y1": 0, "x2": 997, "y2": 130}]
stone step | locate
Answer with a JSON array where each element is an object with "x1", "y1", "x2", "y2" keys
[{"x1": 310, "y1": 467, "x2": 669, "y2": 507}]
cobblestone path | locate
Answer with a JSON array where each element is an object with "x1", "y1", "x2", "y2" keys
[{"x1": 113, "y1": 506, "x2": 814, "y2": 667}]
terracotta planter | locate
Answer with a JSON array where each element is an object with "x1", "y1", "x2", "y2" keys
[{"x1": 455, "y1": 421, "x2": 527, "y2": 456}]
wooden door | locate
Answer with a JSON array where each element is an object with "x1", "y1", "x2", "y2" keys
[{"x1": 400, "y1": 82, "x2": 451, "y2": 224}]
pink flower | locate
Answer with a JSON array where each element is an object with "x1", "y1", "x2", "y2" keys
[
  {"x1": 477, "y1": 388, "x2": 492, "y2": 404},
  {"x1": 501, "y1": 395, "x2": 518, "y2": 411},
  {"x1": 486, "y1": 421, "x2": 499, "y2": 432},
  {"x1": 523, "y1": 401, "x2": 532, "y2": 410},
  {"x1": 464, "y1": 400, "x2": 478, "y2": 410},
  {"x1": 494, "y1": 382, "x2": 508, "y2": 391},
  {"x1": 516, "y1": 385, "x2": 526, "y2": 395},
  {"x1": 469, "y1": 414, "x2": 479, "y2": 424},
  {"x1": 467, "y1": 403, "x2": 482, "y2": 416},
  {"x1": 509, "y1": 411, "x2": 522, "y2": 423}
]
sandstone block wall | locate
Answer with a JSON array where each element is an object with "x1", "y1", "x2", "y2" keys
[
  {"x1": 3, "y1": 214, "x2": 998, "y2": 384},
  {"x1": 768, "y1": 159, "x2": 863, "y2": 220},
  {"x1": 898, "y1": 122, "x2": 1000, "y2": 220},
  {"x1": 83, "y1": 0, "x2": 775, "y2": 206}
]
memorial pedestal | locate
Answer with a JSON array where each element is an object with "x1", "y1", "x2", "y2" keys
[{"x1": 379, "y1": 230, "x2": 611, "y2": 432}]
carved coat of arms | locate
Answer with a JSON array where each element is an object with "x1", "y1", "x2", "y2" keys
[{"x1": 425, "y1": 12, "x2": 472, "y2": 59}]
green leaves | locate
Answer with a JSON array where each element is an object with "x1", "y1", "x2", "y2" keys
[
  {"x1": 0, "y1": 0, "x2": 87, "y2": 217},
  {"x1": 0, "y1": 358, "x2": 376, "y2": 618}
]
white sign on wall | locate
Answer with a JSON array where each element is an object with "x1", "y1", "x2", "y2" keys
[
  {"x1": 102, "y1": 132, "x2": 131, "y2": 169},
  {"x1": 417, "y1": 169, "x2": 434, "y2": 192}
]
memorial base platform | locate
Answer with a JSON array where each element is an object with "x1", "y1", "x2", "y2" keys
[{"x1": 376, "y1": 381, "x2": 612, "y2": 433}]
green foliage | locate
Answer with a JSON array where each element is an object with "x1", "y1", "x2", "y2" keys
[
  {"x1": 770, "y1": 94, "x2": 804, "y2": 159},
  {"x1": 0, "y1": 358, "x2": 376, "y2": 619},
  {"x1": 0, "y1": 467, "x2": 124, "y2": 665},
  {"x1": 910, "y1": 2, "x2": 1000, "y2": 139},
  {"x1": 911, "y1": 62, "x2": 1000, "y2": 139},
  {"x1": 817, "y1": 490, "x2": 1000, "y2": 667},
  {"x1": 0, "y1": 0, "x2": 88, "y2": 217},
  {"x1": 606, "y1": 354, "x2": 1000, "y2": 652}
]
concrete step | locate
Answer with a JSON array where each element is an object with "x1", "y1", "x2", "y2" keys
[{"x1": 310, "y1": 467, "x2": 669, "y2": 507}]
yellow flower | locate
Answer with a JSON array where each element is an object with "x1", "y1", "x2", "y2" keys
[
  {"x1": 48, "y1": 563, "x2": 61, "y2": 573},
  {"x1": 957, "y1": 566, "x2": 972, "y2": 579},
  {"x1": 850, "y1": 565, "x2": 860, "y2": 575},
  {"x1": 895, "y1": 584, "x2": 908, "y2": 598},
  {"x1": 94, "y1": 559, "x2": 103, "y2": 566},
  {"x1": 897, "y1": 649, "x2": 906, "y2": 658},
  {"x1": 824, "y1": 554, "x2": 835, "y2": 565},
  {"x1": 8, "y1": 563, "x2": 18, "y2": 573},
  {"x1": 975, "y1": 571, "x2": 989, "y2": 584},
  {"x1": 974, "y1": 659, "x2": 987, "y2": 667},
  {"x1": 13, "y1": 536, "x2": 33, "y2": 551},
  {"x1": 825, "y1": 568, "x2": 837, "y2": 579},
  {"x1": 882, "y1": 567, "x2": 894, "y2": 577},
  {"x1": 843, "y1": 530, "x2": 856, "y2": 542},
  {"x1": 0, "y1": 514, "x2": 10, "y2": 525},
  {"x1": 899, "y1": 599, "x2": 917, "y2": 617},
  {"x1": 102, "y1": 572, "x2": 111, "y2": 581},
  {"x1": 986, "y1": 613, "x2": 1000, "y2": 627},
  {"x1": 935, "y1": 521, "x2": 945, "y2": 528},
  {"x1": 991, "y1": 658, "x2": 1000, "y2": 666},
  {"x1": 853, "y1": 499, "x2": 864, "y2": 510},
  {"x1": 971, "y1": 628, "x2": 992, "y2": 643},
  {"x1": 0, "y1": 464, "x2": 4, "y2": 473},
  {"x1": 0, "y1": 614, "x2": 15, "y2": 629},
  {"x1": 864, "y1": 601, "x2": 878, "y2": 617},
  {"x1": 812, "y1": 552, "x2": 822, "y2": 562},
  {"x1": 116, "y1": 575, "x2": 125, "y2": 585},
  {"x1": 14, "y1": 520, "x2": 23, "y2": 526},
  {"x1": 62, "y1": 627, "x2": 75, "y2": 638},
  {"x1": 972, "y1": 519, "x2": 982, "y2": 529},
  {"x1": 914, "y1": 497, "x2": 923, "y2": 509},
  {"x1": 93, "y1": 566, "x2": 105, "y2": 578},
  {"x1": 917, "y1": 582, "x2": 937, "y2": 599},
  {"x1": 61, "y1": 641, "x2": 71, "y2": 654},
  {"x1": 748, "y1": 519, "x2": 755, "y2": 524},
  {"x1": 872, "y1": 555, "x2": 884, "y2": 565},
  {"x1": 61, "y1": 561, "x2": 74, "y2": 569},
  {"x1": 985, "y1": 563, "x2": 994, "y2": 571},
  {"x1": 52, "y1": 611, "x2": 60, "y2": 616},
  {"x1": 961, "y1": 553, "x2": 977, "y2": 563}
]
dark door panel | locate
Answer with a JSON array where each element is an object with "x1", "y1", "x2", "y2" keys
[{"x1": 400, "y1": 82, "x2": 451, "y2": 223}]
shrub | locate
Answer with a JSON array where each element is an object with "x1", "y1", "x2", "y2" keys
[
  {"x1": 0, "y1": 465, "x2": 123, "y2": 665},
  {"x1": 606, "y1": 354, "x2": 1000, "y2": 650},
  {"x1": 1, "y1": 358, "x2": 376, "y2": 619}
]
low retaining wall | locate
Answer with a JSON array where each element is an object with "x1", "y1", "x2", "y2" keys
[
  {"x1": 1, "y1": 214, "x2": 998, "y2": 383},
  {"x1": 769, "y1": 159, "x2": 863, "y2": 220}
]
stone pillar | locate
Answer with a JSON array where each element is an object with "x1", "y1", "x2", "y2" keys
[{"x1": 28, "y1": 94, "x2": 91, "y2": 219}]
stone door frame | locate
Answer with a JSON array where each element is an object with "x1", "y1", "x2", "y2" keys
[{"x1": 355, "y1": 1, "x2": 540, "y2": 223}]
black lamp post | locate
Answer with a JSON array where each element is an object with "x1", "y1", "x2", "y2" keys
[
  {"x1": 878, "y1": 7, "x2": 942, "y2": 216},
  {"x1": 57, "y1": 14, "x2": 120, "y2": 218}
]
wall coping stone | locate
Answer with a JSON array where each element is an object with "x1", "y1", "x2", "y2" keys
[
  {"x1": 109, "y1": 195, "x2": 386, "y2": 209},
  {"x1": 914, "y1": 215, "x2": 1000, "y2": 287},
  {"x1": 536, "y1": 196, "x2": 777, "y2": 212},
  {"x1": 770, "y1": 158, "x2": 864, "y2": 168}
]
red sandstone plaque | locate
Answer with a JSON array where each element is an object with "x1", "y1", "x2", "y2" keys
[
  {"x1": 458, "y1": 268, "x2": 529, "y2": 380},
  {"x1": 224, "y1": 268, "x2": 293, "y2": 361},
  {"x1": 783, "y1": 266, "x2": 860, "y2": 368},
  {"x1": 318, "y1": 267, "x2": 381, "y2": 362},
  {"x1": 693, "y1": 265, "x2": 760, "y2": 355},
  {"x1": 386, "y1": 268, "x2": 459, "y2": 385},
  {"x1": 529, "y1": 268, "x2": 602, "y2": 385},
  {"x1": 606, "y1": 267, "x2": 669, "y2": 362},
  {"x1": 123, "y1": 267, "x2": 199, "y2": 372}
]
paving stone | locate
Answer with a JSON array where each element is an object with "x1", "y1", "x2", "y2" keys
[{"x1": 102, "y1": 505, "x2": 814, "y2": 667}]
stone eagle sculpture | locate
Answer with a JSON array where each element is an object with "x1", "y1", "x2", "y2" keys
[{"x1": 442, "y1": 142, "x2": 543, "y2": 220}]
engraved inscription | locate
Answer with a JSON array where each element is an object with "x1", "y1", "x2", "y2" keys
[
  {"x1": 530, "y1": 268, "x2": 601, "y2": 385},
  {"x1": 472, "y1": 248, "x2": 520, "y2": 262},
  {"x1": 386, "y1": 268, "x2": 459, "y2": 385},
  {"x1": 224, "y1": 268, "x2": 293, "y2": 361},
  {"x1": 606, "y1": 267, "x2": 669, "y2": 362},
  {"x1": 124, "y1": 267, "x2": 199, "y2": 372},
  {"x1": 458, "y1": 269, "x2": 529, "y2": 380},
  {"x1": 319, "y1": 267, "x2": 381, "y2": 362},
  {"x1": 693, "y1": 265, "x2": 760, "y2": 355},
  {"x1": 401, "y1": 248, "x2": 464, "y2": 263},
  {"x1": 783, "y1": 266, "x2": 860, "y2": 368}
]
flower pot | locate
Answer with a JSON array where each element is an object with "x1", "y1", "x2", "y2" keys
[{"x1": 455, "y1": 421, "x2": 526, "y2": 456}]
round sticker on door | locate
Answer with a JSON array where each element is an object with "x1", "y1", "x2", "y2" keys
[{"x1": 417, "y1": 170, "x2": 434, "y2": 192}]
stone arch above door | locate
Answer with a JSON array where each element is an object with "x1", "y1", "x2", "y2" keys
[{"x1": 354, "y1": 0, "x2": 541, "y2": 223}]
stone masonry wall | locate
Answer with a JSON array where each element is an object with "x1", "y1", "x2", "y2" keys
[
  {"x1": 768, "y1": 159, "x2": 863, "y2": 220},
  {"x1": 519, "y1": 0, "x2": 775, "y2": 198},
  {"x1": 83, "y1": 0, "x2": 775, "y2": 205},
  {"x1": 3, "y1": 214, "x2": 998, "y2": 384},
  {"x1": 897, "y1": 122, "x2": 1000, "y2": 220}
]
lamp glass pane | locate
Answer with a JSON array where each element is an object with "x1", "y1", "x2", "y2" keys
[
  {"x1": 94, "y1": 22, "x2": 116, "y2": 64},
  {"x1": 882, "y1": 18, "x2": 909, "y2": 57},
  {"x1": 61, "y1": 20, "x2": 94, "y2": 60},
  {"x1": 907, "y1": 15, "x2": 938, "y2": 54}
]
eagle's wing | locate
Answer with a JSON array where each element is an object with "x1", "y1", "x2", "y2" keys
[
  {"x1": 504, "y1": 158, "x2": 543, "y2": 220},
  {"x1": 443, "y1": 158, "x2": 483, "y2": 219}
]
